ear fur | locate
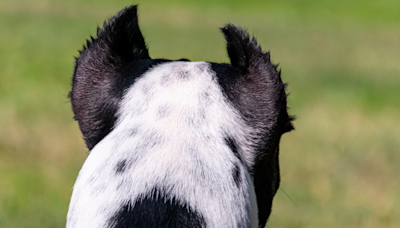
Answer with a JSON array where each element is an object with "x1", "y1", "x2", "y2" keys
[
  {"x1": 221, "y1": 24, "x2": 293, "y2": 227},
  {"x1": 220, "y1": 24, "x2": 286, "y2": 130},
  {"x1": 70, "y1": 5, "x2": 150, "y2": 150},
  {"x1": 221, "y1": 24, "x2": 268, "y2": 73},
  {"x1": 96, "y1": 5, "x2": 150, "y2": 62}
]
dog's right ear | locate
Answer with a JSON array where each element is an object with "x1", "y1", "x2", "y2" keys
[{"x1": 70, "y1": 5, "x2": 149, "y2": 150}]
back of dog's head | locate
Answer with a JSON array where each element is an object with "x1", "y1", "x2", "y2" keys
[{"x1": 67, "y1": 5, "x2": 293, "y2": 228}]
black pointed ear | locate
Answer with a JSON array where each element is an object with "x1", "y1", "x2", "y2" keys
[
  {"x1": 220, "y1": 24, "x2": 264, "y2": 73},
  {"x1": 70, "y1": 5, "x2": 150, "y2": 150},
  {"x1": 220, "y1": 24, "x2": 286, "y2": 122},
  {"x1": 98, "y1": 5, "x2": 150, "y2": 62}
]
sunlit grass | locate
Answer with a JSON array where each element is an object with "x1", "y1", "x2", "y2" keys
[{"x1": 0, "y1": 0, "x2": 399, "y2": 227}]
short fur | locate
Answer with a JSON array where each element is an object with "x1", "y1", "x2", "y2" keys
[{"x1": 68, "y1": 5, "x2": 293, "y2": 228}]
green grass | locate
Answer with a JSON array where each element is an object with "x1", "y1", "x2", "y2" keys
[{"x1": 0, "y1": 0, "x2": 399, "y2": 227}]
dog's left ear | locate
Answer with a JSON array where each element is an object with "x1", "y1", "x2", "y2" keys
[
  {"x1": 99, "y1": 5, "x2": 150, "y2": 62},
  {"x1": 70, "y1": 5, "x2": 150, "y2": 150}
]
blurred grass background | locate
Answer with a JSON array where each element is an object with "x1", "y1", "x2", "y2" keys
[{"x1": 0, "y1": 0, "x2": 399, "y2": 227}]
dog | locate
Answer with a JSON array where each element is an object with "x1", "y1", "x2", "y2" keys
[{"x1": 67, "y1": 5, "x2": 293, "y2": 228}]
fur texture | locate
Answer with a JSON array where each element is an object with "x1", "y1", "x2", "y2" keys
[{"x1": 68, "y1": 5, "x2": 293, "y2": 228}]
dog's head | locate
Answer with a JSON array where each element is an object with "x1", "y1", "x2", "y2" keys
[{"x1": 68, "y1": 5, "x2": 293, "y2": 228}]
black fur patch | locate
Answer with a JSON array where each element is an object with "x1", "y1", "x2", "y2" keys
[
  {"x1": 108, "y1": 190, "x2": 206, "y2": 228},
  {"x1": 254, "y1": 147, "x2": 281, "y2": 227},
  {"x1": 115, "y1": 159, "x2": 127, "y2": 174},
  {"x1": 232, "y1": 163, "x2": 241, "y2": 188},
  {"x1": 224, "y1": 137, "x2": 242, "y2": 163}
]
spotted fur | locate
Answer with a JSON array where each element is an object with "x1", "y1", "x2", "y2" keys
[{"x1": 68, "y1": 5, "x2": 293, "y2": 228}]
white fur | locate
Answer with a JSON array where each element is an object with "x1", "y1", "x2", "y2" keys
[{"x1": 67, "y1": 61, "x2": 258, "y2": 228}]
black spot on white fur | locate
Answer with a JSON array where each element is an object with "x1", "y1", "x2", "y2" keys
[
  {"x1": 224, "y1": 136, "x2": 242, "y2": 163},
  {"x1": 67, "y1": 4, "x2": 294, "y2": 228},
  {"x1": 232, "y1": 163, "x2": 242, "y2": 188},
  {"x1": 115, "y1": 159, "x2": 127, "y2": 174}
]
